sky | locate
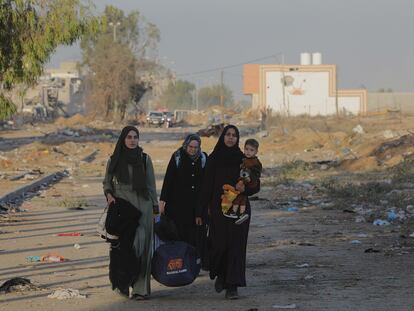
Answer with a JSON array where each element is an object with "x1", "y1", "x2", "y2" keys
[{"x1": 50, "y1": 0, "x2": 414, "y2": 99}]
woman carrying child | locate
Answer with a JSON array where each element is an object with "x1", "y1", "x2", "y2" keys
[{"x1": 197, "y1": 125, "x2": 260, "y2": 300}]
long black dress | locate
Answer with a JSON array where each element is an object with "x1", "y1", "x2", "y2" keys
[
  {"x1": 160, "y1": 148, "x2": 206, "y2": 246},
  {"x1": 197, "y1": 126, "x2": 260, "y2": 288}
]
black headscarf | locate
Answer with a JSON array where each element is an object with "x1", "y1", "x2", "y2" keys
[
  {"x1": 108, "y1": 126, "x2": 148, "y2": 198},
  {"x1": 209, "y1": 124, "x2": 243, "y2": 166}
]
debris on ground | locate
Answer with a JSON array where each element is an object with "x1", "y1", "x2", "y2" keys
[
  {"x1": 47, "y1": 288, "x2": 87, "y2": 300},
  {"x1": 365, "y1": 248, "x2": 381, "y2": 253},
  {"x1": 9, "y1": 169, "x2": 43, "y2": 181},
  {"x1": 56, "y1": 232, "x2": 83, "y2": 237},
  {"x1": 67, "y1": 206, "x2": 85, "y2": 211},
  {"x1": 41, "y1": 254, "x2": 67, "y2": 262},
  {"x1": 272, "y1": 304, "x2": 297, "y2": 309},
  {"x1": 295, "y1": 263, "x2": 309, "y2": 268},
  {"x1": 352, "y1": 124, "x2": 365, "y2": 135},
  {"x1": 0, "y1": 277, "x2": 43, "y2": 293},
  {"x1": 26, "y1": 254, "x2": 67, "y2": 262},
  {"x1": 373, "y1": 219, "x2": 391, "y2": 226},
  {"x1": 26, "y1": 255, "x2": 42, "y2": 262},
  {"x1": 286, "y1": 207, "x2": 299, "y2": 212}
]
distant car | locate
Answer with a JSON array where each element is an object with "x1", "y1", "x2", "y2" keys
[
  {"x1": 147, "y1": 111, "x2": 164, "y2": 127},
  {"x1": 162, "y1": 111, "x2": 175, "y2": 128},
  {"x1": 146, "y1": 111, "x2": 164, "y2": 127}
]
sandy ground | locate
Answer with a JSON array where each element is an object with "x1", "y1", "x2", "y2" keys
[
  {"x1": 1, "y1": 119, "x2": 414, "y2": 310},
  {"x1": 1, "y1": 165, "x2": 414, "y2": 310}
]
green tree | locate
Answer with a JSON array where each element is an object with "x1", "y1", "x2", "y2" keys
[
  {"x1": 160, "y1": 80, "x2": 195, "y2": 110},
  {"x1": 0, "y1": 0, "x2": 98, "y2": 120},
  {"x1": 83, "y1": 38, "x2": 137, "y2": 118},
  {"x1": 197, "y1": 84, "x2": 233, "y2": 109},
  {"x1": 81, "y1": 5, "x2": 160, "y2": 119}
]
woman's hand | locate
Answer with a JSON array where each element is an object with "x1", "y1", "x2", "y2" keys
[
  {"x1": 159, "y1": 200, "x2": 166, "y2": 215},
  {"x1": 235, "y1": 182, "x2": 245, "y2": 193},
  {"x1": 195, "y1": 217, "x2": 203, "y2": 226},
  {"x1": 153, "y1": 204, "x2": 160, "y2": 215},
  {"x1": 106, "y1": 193, "x2": 115, "y2": 205}
]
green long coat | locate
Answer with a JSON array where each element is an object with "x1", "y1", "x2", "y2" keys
[{"x1": 103, "y1": 153, "x2": 157, "y2": 296}]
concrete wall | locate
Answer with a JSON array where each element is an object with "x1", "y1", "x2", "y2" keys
[{"x1": 265, "y1": 70, "x2": 363, "y2": 116}]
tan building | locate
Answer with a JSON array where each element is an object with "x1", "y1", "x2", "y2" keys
[{"x1": 243, "y1": 53, "x2": 367, "y2": 116}]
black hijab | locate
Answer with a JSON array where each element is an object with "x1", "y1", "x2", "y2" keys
[
  {"x1": 108, "y1": 126, "x2": 148, "y2": 198},
  {"x1": 209, "y1": 124, "x2": 243, "y2": 166}
]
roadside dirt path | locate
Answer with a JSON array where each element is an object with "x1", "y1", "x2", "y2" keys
[{"x1": 1, "y1": 172, "x2": 414, "y2": 310}]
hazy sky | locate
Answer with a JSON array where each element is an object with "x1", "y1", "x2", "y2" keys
[{"x1": 50, "y1": 0, "x2": 414, "y2": 98}]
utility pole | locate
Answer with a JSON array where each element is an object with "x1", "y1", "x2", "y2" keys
[
  {"x1": 194, "y1": 81, "x2": 199, "y2": 111},
  {"x1": 281, "y1": 54, "x2": 287, "y2": 116},
  {"x1": 109, "y1": 21, "x2": 121, "y2": 42},
  {"x1": 275, "y1": 54, "x2": 287, "y2": 115},
  {"x1": 220, "y1": 70, "x2": 224, "y2": 107},
  {"x1": 335, "y1": 65, "x2": 339, "y2": 117}
]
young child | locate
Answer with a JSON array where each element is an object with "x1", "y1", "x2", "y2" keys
[{"x1": 224, "y1": 138, "x2": 262, "y2": 225}]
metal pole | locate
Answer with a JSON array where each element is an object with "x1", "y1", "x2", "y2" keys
[
  {"x1": 110, "y1": 22, "x2": 120, "y2": 43},
  {"x1": 220, "y1": 70, "x2": 224, "y2": 107},
  {"x1": 335, "y1": 65, "x2": 339, "y2": 117},
  {"x1": 281, "y1": 54, "x2": 287, "y2": 116},
  {"x1": 195, "y1": 82, "x2": 199, "y2": 111}
]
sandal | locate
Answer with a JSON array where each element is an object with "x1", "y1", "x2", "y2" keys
[{"x1": 132, "y1": 294, "x2": 149, "y2": 300}]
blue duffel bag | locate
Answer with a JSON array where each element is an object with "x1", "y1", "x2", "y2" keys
[{"x1": 151, "y1": 241, "x2": 200, "y2": 287}]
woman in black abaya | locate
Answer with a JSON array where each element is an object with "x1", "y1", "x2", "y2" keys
[{"x1": 196, "y1": 125, "x2": 260, "y2": 299}]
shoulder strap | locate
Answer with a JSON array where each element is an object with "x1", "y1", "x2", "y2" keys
[
  {"x1": 201, "y1": 152, "x2": 207, "y2": 168},
  {"x1": 143, "y1": 153, "x2": 148, "y2": 172},
  {"x1": 174, "y1": 150, "x2": 181, "y2": 168}
]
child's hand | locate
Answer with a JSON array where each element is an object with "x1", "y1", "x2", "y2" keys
[{"x1": 236, "y1": 182, "x2": 245, "y2": 193}]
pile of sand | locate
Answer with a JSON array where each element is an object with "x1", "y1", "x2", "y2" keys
[{"x1": 55, "y1": 114, "x2": 90, "y2": 127}]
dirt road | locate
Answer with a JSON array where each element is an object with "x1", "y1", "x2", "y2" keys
[
  {"x1": 1, "y1": 169, "x2": 414, "y2": 311},
  {"x1": 2, "y1": 118, "x2": 414, "y2": 310}
]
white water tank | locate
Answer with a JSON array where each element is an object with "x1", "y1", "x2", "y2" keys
[
  {"x1": 312, "y1": 52, "x2": 322, "y2": 65},
  {"x1": 300, "y1": 52, "x2": 312, "y2": 65}
]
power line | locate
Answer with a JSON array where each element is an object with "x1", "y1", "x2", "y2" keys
[{"x1": 176, "y1": 52, "x2": 283, "y2": 77}]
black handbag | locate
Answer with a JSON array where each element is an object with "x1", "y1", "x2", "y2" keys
[{"x1": 105, "y1": 197, "x2": 142, "y2": 236}]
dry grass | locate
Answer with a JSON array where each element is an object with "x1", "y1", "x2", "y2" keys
[
  {"x1": 265, "y1": 113, "x2": 414, "y2": 136},
  {"x1": 320, "y1": 158, "x2": 414, "y2": 210}
]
